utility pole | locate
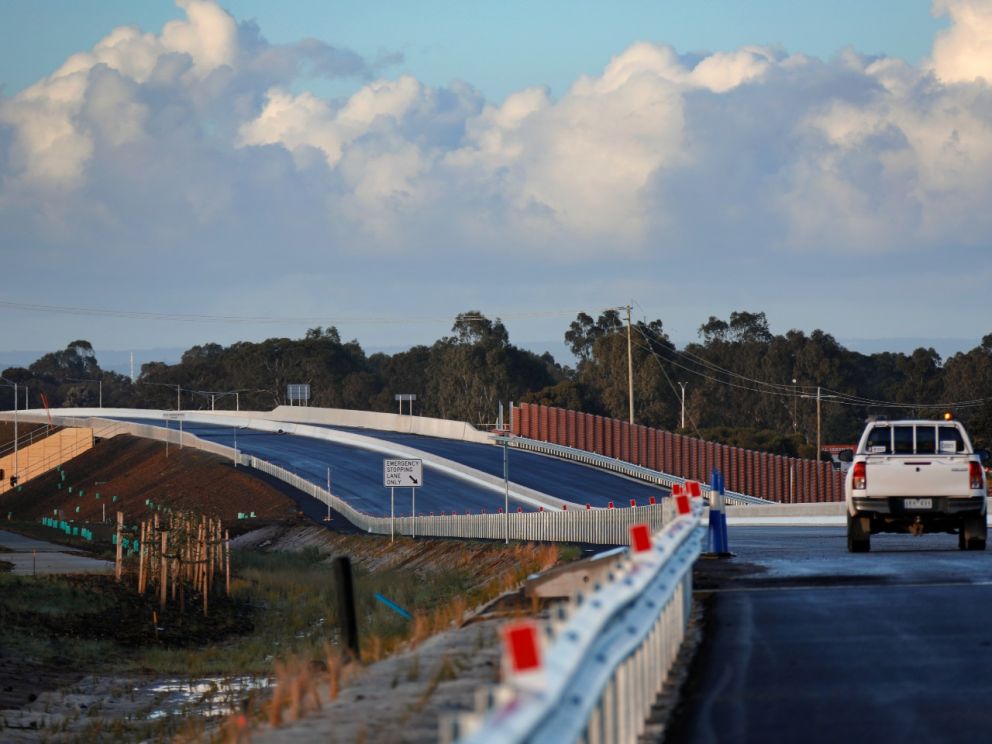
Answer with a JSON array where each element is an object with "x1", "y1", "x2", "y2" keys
[
  {"x1": 624, "y1": 304, "x2": 634, "y2": 425},
  {"x1": 678, "y1": 382, "x2": 687, "y2": 430},
  {"x1": 792, "y1": 378, "x2": 798, "y2": 432},
  {"x1": 816, "y1": 386, "x2": 822, "y2": 465}
]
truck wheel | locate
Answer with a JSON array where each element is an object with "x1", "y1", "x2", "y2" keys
[
  {"x1": 961, "y1": 514, "x2": 987, "y2": 551},
  {"x1": 847, "y1": 514, "x2": 870, "y2": 553}
]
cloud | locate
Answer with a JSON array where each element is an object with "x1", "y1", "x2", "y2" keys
[
  {"x1": 1, "y1": 0, "x2": 992, "y2": 288},
  {"x1": 930, "y1": 0, "x2": 992, "y2": 83}
]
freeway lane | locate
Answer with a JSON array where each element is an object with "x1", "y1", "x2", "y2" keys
[
  {"x1": 117, "y1": 418, "x2": 666, "y2": 517},
  {"x1": 670, "y1": 528, "x2": 992, "y2": 744},
  {"x1": 149, "y1": 421, "x2": 513, "y2": 517},
  {"x1": 318, "y1": 424, "x2": 667, "y2": 507}
]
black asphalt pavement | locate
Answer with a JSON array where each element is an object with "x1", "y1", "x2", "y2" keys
[
  {"x1": 117, "y1": 418, "x2": 667, "y2": 517},
  {"x1": 670, "y1": 527, "x2": 992, "y2": 744}
]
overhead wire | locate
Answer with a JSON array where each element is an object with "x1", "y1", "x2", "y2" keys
[{"x1": 631, "y1": 316, "x2": 992, "y2": 411}]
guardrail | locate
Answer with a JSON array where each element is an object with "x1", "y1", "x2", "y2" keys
[
  {"x1": 444, "y1": 498, "x2": 704, "y2": 743},
  {"x1": 509, "y1": 435, "x2": 772, "y2": 506}
]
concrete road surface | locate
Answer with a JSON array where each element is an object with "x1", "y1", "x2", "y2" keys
[{"x1": 0, "y1": 530, "x2": 114, "y2": 575}]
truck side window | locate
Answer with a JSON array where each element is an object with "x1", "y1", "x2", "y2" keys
[
  {"x1": 893, "y1": 426, "x2": 914, "y2": 455},
  {"x1": 866, "y1": 427, "x2": 891, "y2": 454},
  {"x1": 916, "y1": 426, "x2": 936, "y2": 454},
  {"x1": 937, "y1": 426, "x2": 963, "y2": 454}
]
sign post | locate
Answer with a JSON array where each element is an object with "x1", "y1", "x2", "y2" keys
[
  {"x1": 384, "y1": 459, "x2": 423, "y2": 542},
  {"x1": 394, "y1": 393, "x2": 417, "y2": 416},
  {"x1": 287, "y1": 383, "x2": 311, "y2": 407}
]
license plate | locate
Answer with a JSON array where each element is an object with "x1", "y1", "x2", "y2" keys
[{"x1": 905, "y1": 498, "x2": 932, "y2": 509}]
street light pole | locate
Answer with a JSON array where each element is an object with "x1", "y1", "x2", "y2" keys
[
  {"x1": 1, "y1": 377, "x2": 18, "y2": 486},
  {"x1": 624, "y1": 304, "x2": 634, "y2": 425},
  {"x1": 678, "y1": 382, "x2": 687, "y2": 430},
  {"x1": 816, "y1": 386, "x2": 822, "y2": 464},
  {"x1": 503, "y1": 436, "x2": 510, "y2": 544}
]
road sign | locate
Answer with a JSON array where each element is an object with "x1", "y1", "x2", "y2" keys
[
  {"x1": 287, "y1": 384, "x2": 311, "y2": 404},
  {"x1": 384, "y1": 458, "x2": 423, "y2": 488}
]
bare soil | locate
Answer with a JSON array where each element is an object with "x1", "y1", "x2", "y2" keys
[{"x1": 1, "y1": 433, "x2": 299, "y2": 528}]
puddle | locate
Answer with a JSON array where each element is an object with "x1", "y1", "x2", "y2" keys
[{"x1": 139, "y1": 675, "x2": 271, "y2": 720}]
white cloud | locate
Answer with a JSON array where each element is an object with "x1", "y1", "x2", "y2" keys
[
  {"x1": 930, "y1": 0, "x2": 992, "y2": 83},
  {"x1": 2, "y1": 0, "x2": 992, "y2": 278}
]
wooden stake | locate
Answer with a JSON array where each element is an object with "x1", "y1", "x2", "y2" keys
[
  {"x1": 115, "y1": 511, "x2": 124, "y2": 582},
  {"x1": 225, "y1": 529, "x2": 231, "y2": 597},
  {"x1": 138, "y1": 520, "x2": 146, "y2": 594},
  {"x1": 159, "y1": 530, "x2": 168, "y2": 611}
]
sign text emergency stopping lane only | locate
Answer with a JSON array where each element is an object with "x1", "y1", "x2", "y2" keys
[{"x1": 383, "y1": 458, "x2": 423, "y2": 488}]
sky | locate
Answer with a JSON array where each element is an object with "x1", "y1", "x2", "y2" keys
[{"x1": 0, "y1": 0, "x2": 990, "y2": 365}]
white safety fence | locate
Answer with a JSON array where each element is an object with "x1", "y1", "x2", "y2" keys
[
  {"x1": 445, "y1": 500, "x2": 705, "y2": 744},
  {"x1": 509, "y1": 436, "x2": 772, "y2": 506},
  {"x1": 250, "y1": 456, "x2": 673, "y2": 545}
]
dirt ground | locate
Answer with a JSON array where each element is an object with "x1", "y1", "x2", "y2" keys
[{"x1": 0, "y1": 432, "x2": 299, "y2": 528}]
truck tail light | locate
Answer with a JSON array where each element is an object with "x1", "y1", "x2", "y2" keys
[
  {"x1": 852, "y1": 462, "x2": 867, "y2": 490},
  {"x1": 970, "y1": 462, "x2": 984, "y2": 490}
]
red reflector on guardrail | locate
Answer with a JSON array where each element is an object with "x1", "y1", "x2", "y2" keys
[
  {"x1": 630, "y1": 499, "x2": 636, "y2": 508},
  {"x1": 649, "y1": 496, "x2": 656, "y2": 505},
  {"x1": 586, "y1": 503, "x2": 591, "y2": 509},
  {"x1": 630, "y1": 523, "x2": 651, "y2": 552},
  {"x1": 503, "y1": 621, "x2": 541, "y2": 673},
  {"x1": 608, "y1": 501, "x2": 614, "y2": 509}
]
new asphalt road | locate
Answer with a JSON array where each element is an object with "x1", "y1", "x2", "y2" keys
[
  {"x1": 669, "y1": 527, "x2": 992, "y2": 744},
  {"x1": 119, "y1": 418, "x2": 667, "y2": 517}
]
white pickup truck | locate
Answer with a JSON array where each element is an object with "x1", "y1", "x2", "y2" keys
[{"x1": 843, "y1": 419, "x2": 990, "y2": 552}]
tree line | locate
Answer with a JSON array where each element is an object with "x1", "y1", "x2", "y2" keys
[{"x1": 3, "y1": 310, "x2": 990, "y2": 454}]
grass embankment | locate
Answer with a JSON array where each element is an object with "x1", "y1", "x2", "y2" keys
[{"x1": 0, "y1": 531, "x2": 568, "y2": 740}]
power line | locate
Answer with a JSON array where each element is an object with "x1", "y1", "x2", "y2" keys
[{"x1": 631, "y1": 321, "x2": 992, "y2": 411}]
